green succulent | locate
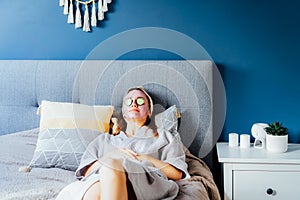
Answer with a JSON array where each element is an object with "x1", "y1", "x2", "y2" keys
[{"x1": 264, "y1": 121, "x2": 288, "y2": 136}]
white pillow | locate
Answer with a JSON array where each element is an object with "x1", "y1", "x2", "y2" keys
[
  {"x1": 29, "y1": 101, "x2": 114, "y2": 171},
  {"x1": 38, "y1": 100, "x2": 114, "y2": 132}
]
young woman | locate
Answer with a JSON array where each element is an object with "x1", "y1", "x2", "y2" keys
[{"x1": 56, "y1": 87, "x2": 189, "y2": 200}]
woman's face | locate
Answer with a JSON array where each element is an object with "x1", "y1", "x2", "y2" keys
[{"x1": 122, "y1": 89, "x2": 150, "y2": 125}]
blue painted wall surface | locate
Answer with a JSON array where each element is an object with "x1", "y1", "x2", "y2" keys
[{"x1": 0, "y1": 0, "x2": 299, "y2": 142}]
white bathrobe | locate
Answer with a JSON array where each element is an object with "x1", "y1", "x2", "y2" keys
[{"x1": 56, "y1": 128, "x2": 189, "y2": 200}]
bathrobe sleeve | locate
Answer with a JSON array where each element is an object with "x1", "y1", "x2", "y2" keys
[{"x1": 158, "y1": 129, "x2": 190, "y2": 179}]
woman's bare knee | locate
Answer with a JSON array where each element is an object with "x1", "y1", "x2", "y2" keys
[
  {"x1": 100, "y1": 158, "x2": 125, "y2": 174},
  {"x1": 99, "y1": 158, "x2": 128, "y2": 200},
  {"x1": 82, "y1": 181, "x2": 101, "y2": 200}
]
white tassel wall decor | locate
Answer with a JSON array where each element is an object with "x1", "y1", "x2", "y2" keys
[
  {"x1": 75, "y1": 1, "x2": 82, "y2": 28},
  {"x1": 102, "y1": 0, "x2": 108, "y2": 12},
  {"x1": 61, "y1": 0, "x2": 113, "y2": 32},
  {"x1": 59, "y1": 0, "x2": 65, "y2": 6},
  {"x1": 83, "y1": 4, "x2": 91, "y2": 32},
  {"x1": 63, "y1": 0, "x2": 69, "y2": 15},
  {"x1": 68, "y1": 0, "x2": 74, "y2": 24},
  {"x1": 91, "y1": 1, "x2": 97, "y2": 27},
  {"x1": 98, "y1": 0, "x2": 104, "y2": 20}
]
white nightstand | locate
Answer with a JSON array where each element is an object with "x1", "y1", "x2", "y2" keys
[{"x1": 217, "y1": 143, "x2": 300, "y2": 200}]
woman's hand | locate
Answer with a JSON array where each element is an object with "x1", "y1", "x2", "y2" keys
[
  {"x1": 100, "y1": 148, "x2": 138, "y2": 161},
  {"x1": 129, "y1": 151, "x2": 183, "y2": 181},
  {"x1": 119, "y1": 148, "x2": 138, "y2": 160}
]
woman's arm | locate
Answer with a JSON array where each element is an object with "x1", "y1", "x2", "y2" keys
[
  {"x1": 83, "y1": 148, "x2": 138, "y2": 176},
  {"x1": 118, "y1": 149, "x2": 182, "y2": 180},
  {"x1": 84, "y1": 148, "x2": 183, "y2": 180},
  {"x1": 135, "y1": 153, "x2": 183, "y2": 181}
]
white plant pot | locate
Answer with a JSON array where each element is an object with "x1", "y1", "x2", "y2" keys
[{"x1": 266, "y1": 134, "x2": 288, "y2": 153}]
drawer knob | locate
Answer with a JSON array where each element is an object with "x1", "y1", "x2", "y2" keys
[{"x1": 266, "y1": 188, "x2": 275, "y2": 196}]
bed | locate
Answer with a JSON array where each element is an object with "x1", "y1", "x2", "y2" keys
[{"x1": 0, "y1": 60, "x2": 221, "y2": 200}]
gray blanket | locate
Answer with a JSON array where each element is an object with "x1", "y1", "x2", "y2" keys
[{"x1": 0, "y1": 129, "x2": 220, "y2": 200}]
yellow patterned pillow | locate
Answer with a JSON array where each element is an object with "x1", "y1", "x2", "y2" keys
[{"x1": 38, "y1": 100, "x2": 114, "y2": 133}]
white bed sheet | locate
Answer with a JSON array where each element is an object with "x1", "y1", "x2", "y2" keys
[{"x1": 0, "y1": 129, "x2": 76, "y2": 200}]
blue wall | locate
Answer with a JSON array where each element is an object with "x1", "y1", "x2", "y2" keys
[{"x1": 1, "y1": 0, "x2": 300, "y2": 142}]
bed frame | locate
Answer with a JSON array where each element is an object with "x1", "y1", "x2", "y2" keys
[{"x1": 0, "y1": 60, "x2": 220, "y2": 168}]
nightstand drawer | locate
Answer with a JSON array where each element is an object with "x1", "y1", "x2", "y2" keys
[{"x1": 233, "y1": 170, "x2": 300, "y2": 200}]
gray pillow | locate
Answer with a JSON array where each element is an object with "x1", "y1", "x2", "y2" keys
[
  {"x1": 29, "y1": 128, "x2": 101, "y2": 171},
  {"x1": 155, "y1": 105, "x2": 180, "y2": 132}
]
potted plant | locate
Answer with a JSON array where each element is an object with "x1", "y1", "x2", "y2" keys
[{"x1": 264, "y1": 121, "x2": 288, "y2": 153}]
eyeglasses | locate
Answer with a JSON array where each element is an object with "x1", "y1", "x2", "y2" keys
[{"x1": 124, "y1": 97, "x2": 145, "y2": 106}]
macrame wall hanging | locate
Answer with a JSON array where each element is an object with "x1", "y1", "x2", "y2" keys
[{"x1": 60, "y1": 0, "x2": 112, "y2": 32}]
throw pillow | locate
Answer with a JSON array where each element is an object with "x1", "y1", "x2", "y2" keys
[
  {"x1": 38, "y1": 100, "x2": 114, "y2": 132},
  {"x1": 29, "y1": 101, "x2": 114, "y2": 171},
  {"x1": 155, "y1": 105, "x2": 180, "y2": 132}
]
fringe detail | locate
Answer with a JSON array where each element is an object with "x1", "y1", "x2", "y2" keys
[
  {"x1": 83, "y1": 4, "x2": 91, "y2": 32},
  {"x1": 102, "y1": 0, "x2": 108, "y2": 12},
  {"x1": 63, "y1": 0, "x2": 69, "y2": 15},
  {"x1": 91, "y1": 1, "x2": 97, "y2": 27},
  {"x1": 75, "y1": 1, "x2": 82, "y2": 28},
  {"x1": 98, "y1": 0, "x2": 104, "y2": 20},
  {"x1": 18, "y1": 166, "x2": 31, "y2": 173},
  {"x1": 59, "y1": 0, "x2": 65, "y2": 6},
  {"x1": 67, "y1": 0, "x2": 74, "y2": 24}
]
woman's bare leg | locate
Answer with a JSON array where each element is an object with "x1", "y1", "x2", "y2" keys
[
  {"x1": 99, "y1": 159, "x2": 128, "y2": 200},
  {"x1": 82, "y1": 181, "x2": 101, "y2": 200},
  {"x1": 82, "y1": 158, "x2": 128, "y2": 200}
]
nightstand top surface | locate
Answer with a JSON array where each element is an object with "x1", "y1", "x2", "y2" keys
[{"x1": 217, "y1": 142, "x2": 300, "y2": 164}]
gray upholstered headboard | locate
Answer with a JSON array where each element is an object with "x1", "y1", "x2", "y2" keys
[{"x1": 0, "y1": 60, "x2": 217, "y2": 165}]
